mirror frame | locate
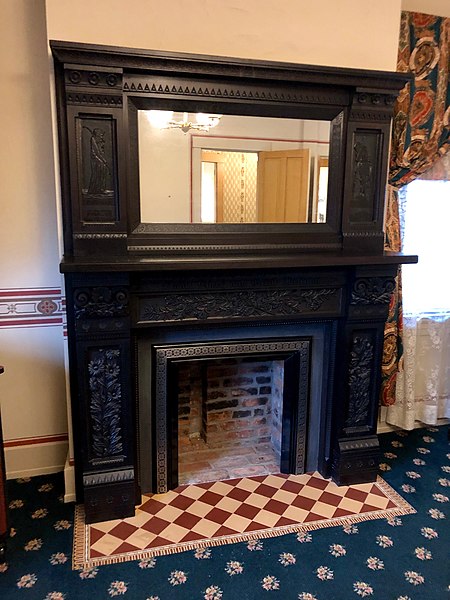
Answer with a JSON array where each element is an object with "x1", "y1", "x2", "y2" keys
[{"x1": 51, "y1": 40, "x2": 409, "y2": 259}]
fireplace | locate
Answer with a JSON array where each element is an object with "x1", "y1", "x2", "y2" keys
[
  {"x1": 176, "y1": 357, "x2": 287, "y2": 485},
  {"x1": 51, "y1": 41, "x2": 416, "y2": 522},
  {"x1": 63, "y1": 265, "x2": 413, "y2": 523},
  {"x1": 137, "y1": 321, "x2": 331, "y2": 494}
]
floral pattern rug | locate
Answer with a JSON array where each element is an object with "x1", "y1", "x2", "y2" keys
[{"x1": 0, "y1": 425, "x2": 449, "y2": 599}]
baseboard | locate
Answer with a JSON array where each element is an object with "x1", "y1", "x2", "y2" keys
[
  {"x1": 64, "y1": 454, "x2": 76, "y2": 503},
  {"x1": 5, "y1": 440, "x2": 68, "y2": 480}
]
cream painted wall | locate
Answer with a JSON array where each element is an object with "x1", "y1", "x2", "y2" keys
[
  {"x1": 46, "y1": 0, "x2": 402, "y2": 71},
  {"x1": 0, "y1": 0, "x2": 67, "y2": 477},
  {"x1": 402, "y1": 0, "x2": 450, "y2": 17}
]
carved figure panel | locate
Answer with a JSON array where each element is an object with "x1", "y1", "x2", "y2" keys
[
  {"x1": 349, "y1": 130, "x2": 382, "y2": 223},
  {"x1": 75, "y1": 115, "x2": 119, "y2": 223}
]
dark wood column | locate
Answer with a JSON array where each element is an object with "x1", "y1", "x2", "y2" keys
[
  {"x1": 65, "y1": 274, "x2": 135, "y2": 523},
  {"x1": 330, "y1": 266, "x2": 397, "y2": 485}
]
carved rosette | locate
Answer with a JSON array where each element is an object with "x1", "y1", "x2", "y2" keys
[
  {"x1": 74, "y1": 286, "x2": 129, "y2": 319},
  {"x1": 88, "y1": 348, "x2": 123, "y2": 459},
  {"x1": 345, "y1": 335, "x2": 374, "y2": 428},
  {"x1": 141, "y1": 287, "x2": 337, "y2": 323},
  {"x1": 351, "y1": 277, "x2": 396, "y2": 305}
]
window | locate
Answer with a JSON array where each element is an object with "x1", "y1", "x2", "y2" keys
[{"x1": 401, "y1": 179, "x2": 450, "y2": 316}]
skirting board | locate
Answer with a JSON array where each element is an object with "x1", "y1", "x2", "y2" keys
[
  {"x1": 64, "y1": 453, "x2": 76, "y2": 503},
  {"x1": 4, "y1": 440, "x2": 68, "y2": 480}
]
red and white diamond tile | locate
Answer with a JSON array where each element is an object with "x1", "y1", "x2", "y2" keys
[{"x1": 75, "y1": 471, "x2": 414, "y2": 568}]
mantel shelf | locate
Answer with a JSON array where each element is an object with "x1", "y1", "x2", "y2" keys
[{"x1": 60, "y1": 251, "x2": 417, "y2": 273}]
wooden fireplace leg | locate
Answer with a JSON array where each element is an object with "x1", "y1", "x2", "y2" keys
[
  {"x1": 330, "y1": 267, "x2": 396, "y2": 486},
  {"x1": 65, "y1": 274, "x2": 137, "y2": 523}
]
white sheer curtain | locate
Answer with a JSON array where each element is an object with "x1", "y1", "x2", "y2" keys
[{"x1": 386, "y1": 180, "x2": 450, "y2": 429}]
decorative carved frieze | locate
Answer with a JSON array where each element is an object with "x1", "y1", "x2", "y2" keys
[
  {"x1": 351, "y1": 277, "x2": 396, "y2": 305},
  {"x1": 74, "y1": 286, "x2": 129, "y2": 320},
  {"x1": 67, "y1": 93, "x2": 123, "y2": 107},
  {"x1": 345, "y1": 335, "x2": 374, "y2": 428},
  {"x1": 123, "y1": 76, "x2": 349, "y2": 106},
  {"x1": 83, "y1": 468, "x2": 134, "y2": 487},
  {"x1": 140, "y1": 287, "x2": 338, "y2": 324},
  {"x1": 65, "y1": 69, "x2": 122, "y2": 89},
  {"x1": 88, "y1": 348, "x2": 124, "y2": 460}
]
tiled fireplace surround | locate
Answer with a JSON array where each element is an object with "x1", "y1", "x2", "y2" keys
[{"x1": 65, "y1": 264, "x2": 399, "y2": 524}]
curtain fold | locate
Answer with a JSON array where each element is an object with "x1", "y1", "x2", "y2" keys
[{"x1": 381, "y1": 11, "x2": 449, "y2": 416}]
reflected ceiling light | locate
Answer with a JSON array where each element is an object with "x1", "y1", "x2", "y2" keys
[{"x1": 147, "y1": 110, "x2": 222, "y2": 133}]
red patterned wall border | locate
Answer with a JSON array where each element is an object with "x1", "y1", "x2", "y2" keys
[
  {"x1": 0, "y1": 288, "x2": 65, "y2": 329},
  {"x1": 4, "y1": 433, "x2": 69, "y2": 448}
]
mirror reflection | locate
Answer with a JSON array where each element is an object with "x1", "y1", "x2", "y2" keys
[{"x1": 138, "y1": 111, "x2": 330, "y2": 224}]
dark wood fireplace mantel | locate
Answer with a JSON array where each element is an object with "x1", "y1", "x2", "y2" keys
[
  {"x1": 51, "y1": 41, "x2": 417, "y2": 523},
  {"x1": 62, "y1": 253, "x2": 415, "y2": 523}
]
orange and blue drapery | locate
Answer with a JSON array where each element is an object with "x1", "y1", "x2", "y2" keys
[{"x1": 381, "y1": 12, "x2": 449, "y2": 407}]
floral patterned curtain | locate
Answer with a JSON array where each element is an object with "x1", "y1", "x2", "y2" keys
[{"x1": 381, "y1": 11, "x2": 449, "y2": 408}]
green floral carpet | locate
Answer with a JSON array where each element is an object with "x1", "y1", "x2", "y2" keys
[{"x1": 0, "y1": 425, "x2": 449, "y2": 599}]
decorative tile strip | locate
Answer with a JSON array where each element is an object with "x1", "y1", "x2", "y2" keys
[{"x1": 0, "y1": 288, "x2": 64, "y2": 329}]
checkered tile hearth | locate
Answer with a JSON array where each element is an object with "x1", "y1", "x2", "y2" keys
[{"x1": 73, "y1": 472, "x2": 415, "y2": 569}]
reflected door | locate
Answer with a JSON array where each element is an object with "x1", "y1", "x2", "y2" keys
[{"x1": 257, "y1": 150, "x2": 310, "y2": 222}]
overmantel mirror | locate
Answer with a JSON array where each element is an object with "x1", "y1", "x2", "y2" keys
[{"x1": 51, "y1": 41, "x2": 409, "y2": 261}]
